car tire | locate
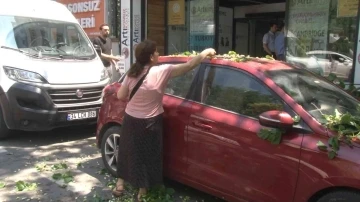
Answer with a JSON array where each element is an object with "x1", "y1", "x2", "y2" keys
[
  {"x1": 316, "y1": 190, "x2": 360, "y2": 202},
  {"x1": 0, "y1": 108, "x2": 11, "y2": 140},
  {"x1": 101, "y1": 125, "x2": 121, "y2": 177}
]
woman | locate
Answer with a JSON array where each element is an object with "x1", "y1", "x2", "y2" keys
[{"x1": 113, "y1": 39, "x2": 216, "y2": 200}]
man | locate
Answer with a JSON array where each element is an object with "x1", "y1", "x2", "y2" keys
[
  {"x1": 263, "y1": 22, "x2": 277, "y2": 59},
  {"x1": 275, "y1": 22, "x2": 285, "y2": 61},
  {"x1": 93, "y1": 23, "x2": 121, "y2": 82}
]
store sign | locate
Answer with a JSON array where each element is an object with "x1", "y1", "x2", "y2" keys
[
  {"x1": 287, "y1": 0, "x2": 330, "y2": 56},
  {"x1": 337, "y1": 0, "x2": 358, "y2": 18},
  {"x1": 121, "y1": 0, "x2": 131, "y2": 71},
  {"x1": 57, "y1": 0, "x2": 105, "y2": 36},
  {"x1": 132, "y1": 0, "x2": 142, "y2": 63},
  {"x1": 168, "y1": 0, "x2": 185, "y2": 25},
  {"x1": 189, "y1": 0, "x2": 215, "y2": 51}
]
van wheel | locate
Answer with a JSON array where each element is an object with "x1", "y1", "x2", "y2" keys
[
  {"x1": 0, "y1": 109, "x2": 10, "y2": 140},
  {"x1": 316, "y1": 191, "x2": 360, "y2": 202},
  {"x1": 101, "y1": 126, "x2": 121, "y2": 177}
]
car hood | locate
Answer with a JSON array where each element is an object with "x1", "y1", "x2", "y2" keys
[{"x1": 2, "y1": 50, "x2": 105, "y2": 84}]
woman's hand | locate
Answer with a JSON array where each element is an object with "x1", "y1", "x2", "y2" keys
[
  {"x1": 203, "y1": 48, "x2": 216, "y2": 58},
  {"x1": 171, "y1": 48, "x2": 217, "y2": 78}
]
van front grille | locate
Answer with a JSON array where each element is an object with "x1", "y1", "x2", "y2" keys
[{"x1": 48, "y1": 87, "x2": 103, "y2": 105}]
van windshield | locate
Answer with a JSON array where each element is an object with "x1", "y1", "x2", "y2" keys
[{"x1": 0, "y1": 15, "x2": 96, "y2": 59}]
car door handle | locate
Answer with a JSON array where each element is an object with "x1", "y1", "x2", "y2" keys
[{"x1": 192, "y1": 121, "x2": 212, "y2": 130}]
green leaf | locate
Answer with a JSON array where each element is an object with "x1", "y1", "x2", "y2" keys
[
  {"x1": 26, "y1": 183, "x2": 37, "y2": 191},
  {"x1": 97, "y1": 168, "x2": 109, "y2": 175},
  {"x1": 63, "y1": 177, "x2": 74, "y2": 183},
  {"x1": 328, "y1": 137, "x2": 340, "y2": 151},
  {"x1": 340, "y1": 113, "x2": 352, "y2": 124},
  {"x1": 257, "y1": 128, "x2": 283, "y2": 144},
  {"x1": 328, "y1": 150, "x2": 337, "y2": 159},
  {"x1": 0, "y1": 182, "x2": 5, "y2": 189},
  {"x1": 257, "y1": 129, "x2": 270, "y2": 140},
  {"x1": 51, "y1": 163, "x2": 68, "y2": 170},
  {"x1": 292, "y1": 115, "x2": 301, "y2": 123},
  {"x1": 166, "y1": 188, "x2": 175, "y2": 195},
  {"x1": 272, "y1": 130, "x2": 282, "y2": 145},
  {"x1": 348, "y1": 84, "x2": 356, "y2": 92},
  {"x1": 15, "y1": 181, "x2": 37, "y2": 191},
  {"x1": 328, "y1": 73, "x2": 337, "y2": 82},
  {"x1": 335, "y1": 109, "x2": 342, "y2": 119},
  {"x1": 52, "y1": 173, "x2": 62, "y2": 180},
  {"x1": 339, "y1": 80, "x2": 346, "y2": 89},
  {"x1": 15, "y1": 181, "x2": 26, "y2": 191},
  {"x1": 316, "y1": 141, "x2": 328, "y2": 151}
]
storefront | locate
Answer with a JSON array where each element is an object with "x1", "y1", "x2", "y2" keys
[
  {"x1": 56, "y1": 0, "x2": 360, "y2": 83},
  {"x1": 165, "y1": 0, "x2": 360, "y2": 83}
]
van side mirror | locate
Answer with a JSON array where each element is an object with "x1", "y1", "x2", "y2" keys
[
  {"x1": 259, "y1": 110, "x2": 294, "y2": 129},
  {"x1": 94, "y1": 44, "x2": 102, "y2": 55}
]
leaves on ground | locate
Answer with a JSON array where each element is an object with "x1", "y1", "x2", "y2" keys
[
  {"x1": 51, "y1": 163, "x2": 68, "y2": 170},
  {"x1": 15, "y1": 181, "x2": 37, "y2": 191},
  {"x1": 52, "y1": 171, "x2": 74, "y2": 184},
  {"x1": 97, "y1": 168, "x2": 109, "y2": 175},
  {"x1": 35, "y1": 162, "x2": 51, "y2": 172},
  {"x1": 0, "y1": 182, "x2": 5, "y2": 188}
]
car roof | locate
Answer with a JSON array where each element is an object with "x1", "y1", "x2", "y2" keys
[
  {"x1": 158, "y1": 56, "x2": 294, "y2": 74},
  {"x1": 0, "y1": 0, "x2": 78, "y2": 24}
]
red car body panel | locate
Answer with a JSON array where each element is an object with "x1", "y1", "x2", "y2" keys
[{"x1": 96, "y1": 56, "x2": 360, "y2": 202}]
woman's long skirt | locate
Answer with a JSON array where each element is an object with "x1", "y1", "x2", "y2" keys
[{"x1": 117, "y1": 112, "x2": 163, "y2": 188}]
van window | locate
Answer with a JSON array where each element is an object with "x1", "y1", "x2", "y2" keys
[{"x1": 0, "y1": 15, "x2": 95, "y2": 60}]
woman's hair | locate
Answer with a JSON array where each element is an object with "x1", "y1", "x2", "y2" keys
[{"x1": 127, "y1": 40, "x2": 157, "y2": 78}]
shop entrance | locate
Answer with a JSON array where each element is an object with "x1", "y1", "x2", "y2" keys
[
  {"x1": 219, "y1": 0, "x2": 285, "y2": 57},
  {"x1": 234, "y1": 14, "x2": 285, "y2": 57}
]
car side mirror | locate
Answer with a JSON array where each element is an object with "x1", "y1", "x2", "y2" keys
[
  {"x1": 94, "y1": 44, "x2": 102, "y2": 55},
  {"x1": 259, "y1": 110, "x2": 294, "y2": 129}
]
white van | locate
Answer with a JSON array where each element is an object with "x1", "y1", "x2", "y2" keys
[{"x1": 0, "y1": 0, "x2": 109, "y2": 139}]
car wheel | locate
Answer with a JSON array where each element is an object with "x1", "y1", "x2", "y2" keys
[
  {"x1": 0, "y1": 108, "x2": 11, "y2": 140},
  {"x1": 101, "y1": 125, "x2": 121, "y2": 177},
  {"x1": 316, "y1": 191, "x2": 360, "y2": 202}
]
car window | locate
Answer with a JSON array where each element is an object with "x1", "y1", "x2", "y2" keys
[
  {"x1": 201, "y1": 65, "x2": 283, "y2": 118},
  {"x1": 165, "y1": 64, "x2": 200, "y2": 99},
  {"x1": 331, "y1": 54, "x2": 345, "y2": 62},
  {"x1": 310, "y1": 53, "x2": 328, "y2": 59}
]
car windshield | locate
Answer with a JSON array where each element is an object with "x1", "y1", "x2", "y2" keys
[
  {"x1": 265, "y1": 68, "x2": 360, "y2": 124},
  {"x1": 0, "y1": 15, "x2": 95, "y2": 59}
]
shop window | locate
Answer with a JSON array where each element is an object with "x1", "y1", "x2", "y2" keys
[
  {"x1": 107, "y1": 0, "x2": 121, "y2": 38},
  {"x1": 167, "y1": 0, "x2": 215, "y2": 54},
  {"x1": 286, "y1": 0, "x2": 358, "y2": 82}
]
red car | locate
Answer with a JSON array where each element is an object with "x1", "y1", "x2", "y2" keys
[{"x1": 96, "y1": 56, "x2": 360, "y2": 202}]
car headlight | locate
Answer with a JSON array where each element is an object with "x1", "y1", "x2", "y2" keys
[
  {"x1": 100, "y1": 67, "x2": 109, "y2": 81},
  {"x1": 3, "y1": 66, "x2": 47, "y2": 83}
]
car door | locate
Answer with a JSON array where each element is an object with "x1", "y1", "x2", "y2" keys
[
  {"x1": 162, "y1": 62, "x2": 203, "y2": 179},
  {"x1": 187, "y1": 64, "x2": 304, "y2": 202}
]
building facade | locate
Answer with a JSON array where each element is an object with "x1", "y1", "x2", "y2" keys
[{"x1": 56, "y1": 0, "x2": 360, "y2": 84}]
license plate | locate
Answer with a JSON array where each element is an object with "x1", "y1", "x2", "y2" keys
[{"x1": 67, "y1": 111, "x2": 97, "y2": 121}]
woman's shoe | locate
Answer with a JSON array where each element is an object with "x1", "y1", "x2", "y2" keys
[
  {"x1": 137, "y1": 188, "x2": 147, "y2": 201},
  {"x1": 112, "y1": 182, "x2": 124, "y2": 197}
]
